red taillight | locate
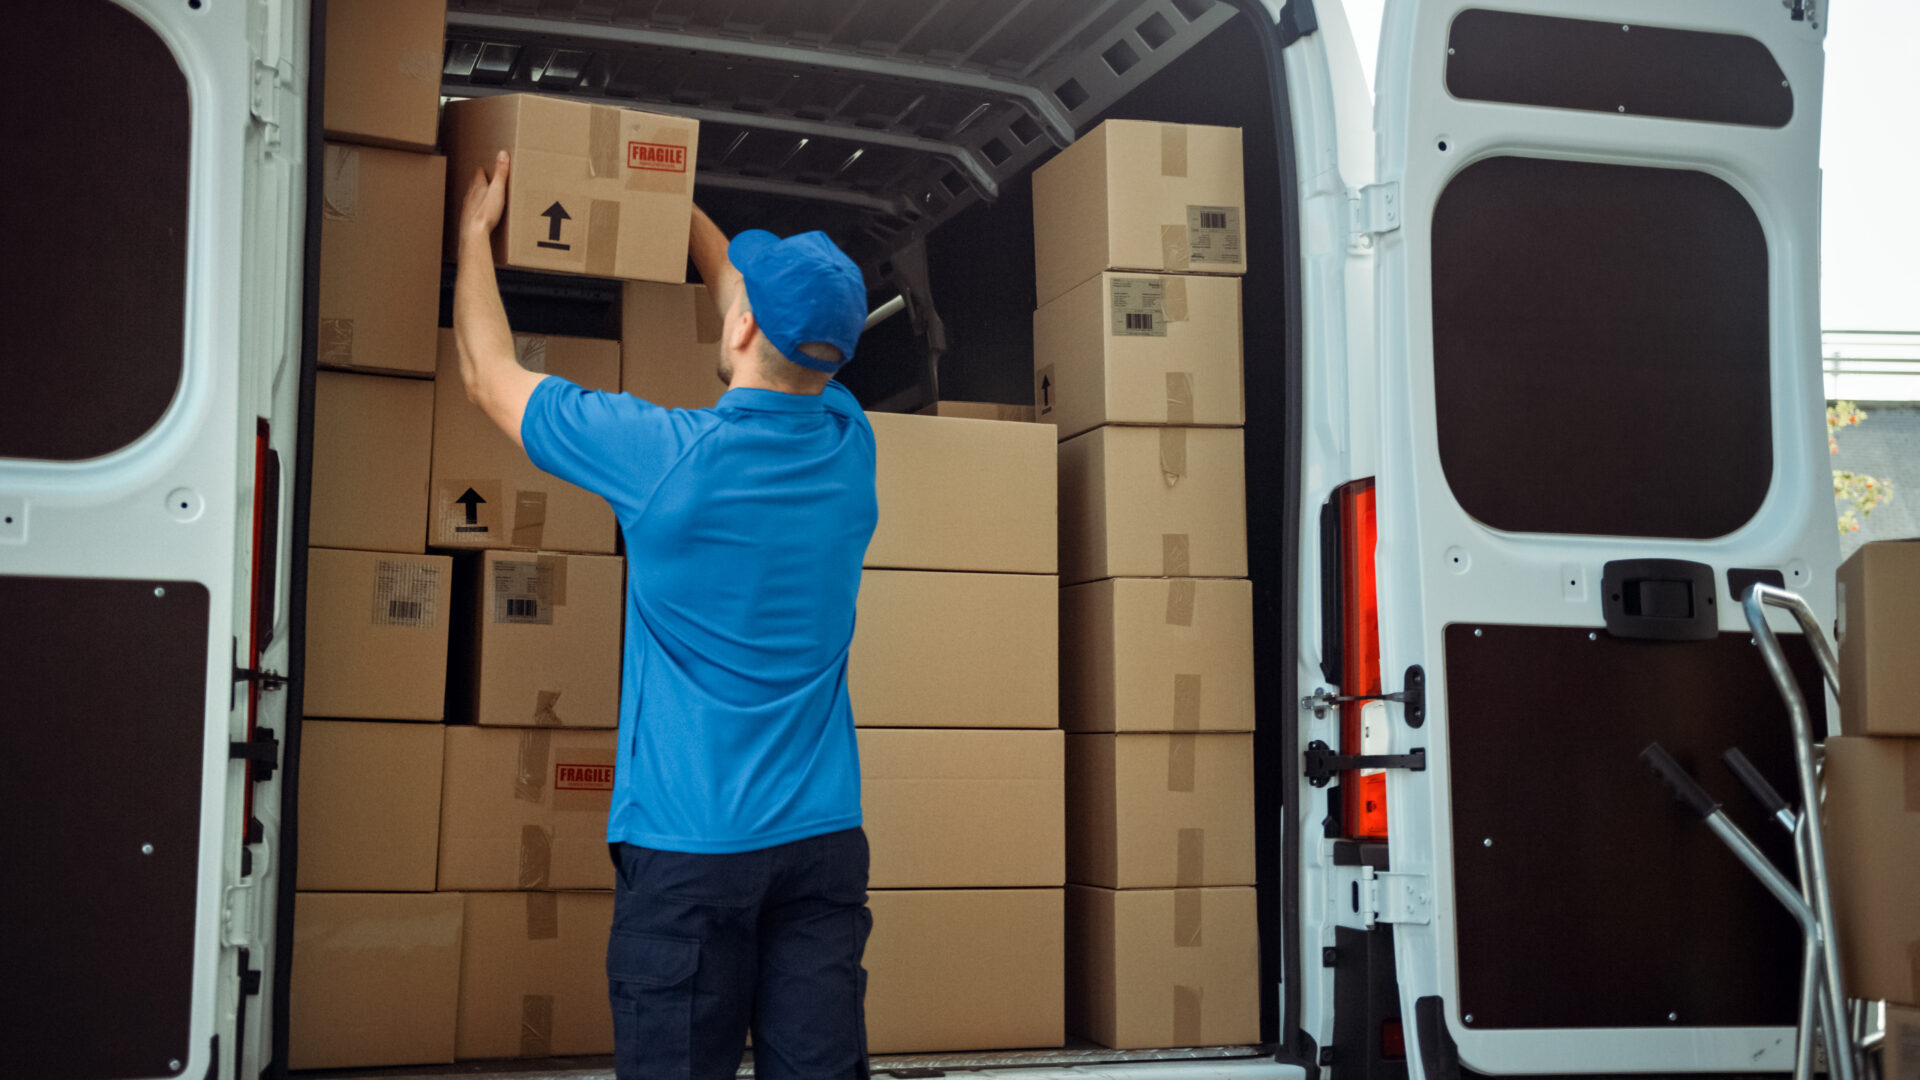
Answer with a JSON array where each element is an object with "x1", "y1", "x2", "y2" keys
[
  {"x1": 1381, "y1": 1017, "x2": 1406, "y2": 1059},
  {"x1": 1337, "y1": 478, "x2": 1388, "y2": 840}
]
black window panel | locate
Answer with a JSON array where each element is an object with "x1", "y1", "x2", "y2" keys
[
  {"x1": 1432, "y1": 156, "x2": 1772, "y2": 539},
  {"x1": 4, "y1": 4, "x2": 190, "y2": 460},
  {"x1": 1446, "y1": 623, "x2": 1819, "y2": 1029},
  {"x1": 1446, "y1": 9, "x2": 1793, "y2": 128}
]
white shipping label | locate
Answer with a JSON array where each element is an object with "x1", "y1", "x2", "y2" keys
[
  {"x1": 492, "y1": 559, "x2": 555, "y2": 626},
  {"x1": 1110, "y1": 277, "x2": 1169, "y2": 338},
  {"x1": 372, "y1": 559, "x2": 439, "y2": 628},
  {"x1": 1186, "y1": 205, "x2": 1243, "y2": 266}
]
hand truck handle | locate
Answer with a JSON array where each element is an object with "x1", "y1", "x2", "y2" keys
[
  {"x1": 1723, "y1": 747, "x2": 1791, "y2": 818},
  {"x1": 1642, "y1": 742, "x2": 1720, "y2": 820}
]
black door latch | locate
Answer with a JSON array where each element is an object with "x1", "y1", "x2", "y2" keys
[
  {"x1": 1304, "y1": 741, "x2": 1427, "y2": 788},
  {"x1": 230, "y1": 728, "x2": 281, "y2": 784},
  {"x1": 1301, "y1": 665, "x2": 1426, "y2": 727}
]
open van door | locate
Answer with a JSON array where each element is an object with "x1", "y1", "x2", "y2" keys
[{"x1": 1359, "y1": 0, "x2": 1835, "y2": 1073}]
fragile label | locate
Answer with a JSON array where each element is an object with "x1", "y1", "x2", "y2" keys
[
  {"x1": 628, "y1": 140, "x2": 688, "y2": 173},
  {"x1": 1186, "y1": 205, "x2": 1243, "y2": 266},
  {"x1": 555, "y1": 762, "x2": 614, "y2": 791},
  {"x1": 1111, "y1": 277, "x2": 1169, "y2": 338},
  {"x1": 371, "y1": 559, "x2": 439, "y2": 628},
  {"x1": 493, "y1": 559, "x2": 555, "y2": 625}
]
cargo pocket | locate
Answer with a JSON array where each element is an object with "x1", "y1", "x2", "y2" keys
[{"x1": 607, "y1": 931, "x2": 699, "y2": 1079}]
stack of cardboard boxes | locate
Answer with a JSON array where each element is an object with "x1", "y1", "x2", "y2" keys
[
  {"x1": 853, "y1": 409, "x2": 1066, "y2": 1053},
  {"x1": 1033, "y1": 119, "x2": 1261, "y2": 1049},
  {"x1": 1824, "y1": 541, "x2": 1920, "y2": 1072}
]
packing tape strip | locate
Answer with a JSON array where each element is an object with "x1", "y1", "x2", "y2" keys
[
  {"x1": 1173, "y1": 887, "x2": 1204, "y2": 945},
  {"x1": 512, "y1": 490, "x2": 548, "y2": 549},
  {"x1": 515, "y1": 729, "x2": 552, "y2": 804},
  {"x1": 1161, "y1": 124, "x2": 1189, "y2": 178},
  {"x1": 1174, "y1": 674, "x2": 1202, "y2": 730},
  {"x1": 1165, "y1": 579, "x2": 1195, "y2": 626},
  {"x1": 1905, "y1": 740, "x2": 1920, "y2": 811},
  {"x1": 534, "y1": 690, "x2": 564, "y2": 727},
  {"x1": 1160, "y1": 428, "x2": 1188, "y2": 485},
  {"x1": 1163, "y1": 276, "x2": 1189, "y2": 323},
  {"x1": 1161, "y1": 225, "x2": 1191, "y2": 272},
  {"x1": 521, "y1": 993, "x2": 556, "y2": 1058},
  {"x1": 1167, "y1": 734, "x2": 1197, "y2": 793},
  {"x1": 526, "y1": 890, "x2": 560, "y2": 939},
  {"x1": 514, "y1": 334, "x2": 550, "y2": 373},
  {"x1": 1176, "y1": 828, "x2": 1206, "y2": 886},
  {"x1": 587, "y1": 199, "x2": 622, "y2": 278},
  {"x1": 319, "y1": 319, "x2": 355, "y2": 366},
  {"x1": 589, "y1": 105, "x2": 623, "y2": 178},
  {"x1": 519, "y1": 824, "x2": 553, "y2": 889},
  {"x1": 1163, "y1": 534, "x2": 1191, "y2": 577},
  {"x1": 536, "y1": 554, "x2": 569, "y2": 607},
  {"x1": 1167, "y1": 372, "x2": 1195, "y2": 424},
  {"x1": 322, "y1": 145, "x2": 359, "y2": 221},
  {"x1": 1172, "y1": 984, "x2": 1204, "y2": 1046}
]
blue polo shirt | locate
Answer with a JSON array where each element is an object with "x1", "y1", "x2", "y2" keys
[{"x1": 520, "y1": 375, "x2": 877, "y2": 854}]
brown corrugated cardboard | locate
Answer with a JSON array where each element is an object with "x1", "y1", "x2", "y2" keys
[
  {"x1": 311, "y1": 371, "x2": 435, "y2": 553},
  {"x1": 1822, "y1": 736, "x2": 1920, "y2": 1005},
  {"x1": 850, "y1": 570, "x2": 1058, "y2": 729},
  {"x1": 866, "y1": 412, "x2": 1056, "y2": 574},
  {"x1": 319, "y1": 144, "x2": 445, "y2": 375},
  {"x1": 1067, "y1": 733, "x2": 1255, "y2": 889},
  {"x1": 866, "y1": 889, "x2": 1064, "y2": 1053},
  {"x1": 457, "y1": 550, "x2": 622, "y2": 728},
  {"x1": 304, "y1": 548, "x2": 452, "y2": 720},
  {"x1": 1057, "y1": 425, "x2": 1248, "y2": 586},
  {"x1": 438, "y1": 725, "x2": 619, "y2": 891},
  {"x1": 1033, "y1": 272, "x2": 1243, "y2": 440},
  {"x1": 322, "y1": 0, "x2": 446, "y2": 151},
  {"x1": 1032, "y1": 120, "x2": 1245, "y2": 307},
  {"x1": 918, "y1": 401, "x2": 1039, "y2": 423},
  {"x1": 430, "y1": 329, "x2": 620, "y2": 554},
  {"x1": 1837, "y1": 541, "x2": 1920, "y2": 736},
  {"x1": 295, "y1": 721, "x2": 444, "y2": 891},
  {"x1": 289, "y1": 892, "x2": 464, "y2": 1070},
  {"x1": 442, "y1": 94, "x2": 698, "y2": 283},
  {"x1": 1066, "y1": 885, "x2": 1259, "y2": 1049},
  {"x1": 622, "y1": 280, "x2": 725, "y2": 410},
  {"x1": 457, "y1": 892, "x2": 615, "y2": 1059},
  {"x1": 1884, "y1": 1004, "x2": 1920, "y2": 1080},
  {"x1": 861, "y1": 729, "x2": 1064, "y2": 888},
  {"x1": 1061, "y1": 578, "x2": 1254, "y2": 733}
]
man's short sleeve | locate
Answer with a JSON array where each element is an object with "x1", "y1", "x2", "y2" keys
[
  {"x1": 820, "y1": 379, "x2": 872, "y2": 440},
  {"x1": 520, "y1": 375, "x2": 687, "y2": 520}
]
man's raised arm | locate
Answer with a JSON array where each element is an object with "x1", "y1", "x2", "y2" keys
[
  {"x1": 453, "y1": 151, "x2": 548, "y2": 447},
  {"x1": 688, "y1": 204, "x2": 746, "y2": 315}
]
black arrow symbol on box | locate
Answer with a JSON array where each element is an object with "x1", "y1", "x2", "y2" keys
[
  {"x1": 455, "y1": 488, "x2": 486, "y2": 525},
  {"x1": 537, "y1": 202, "x2": 571, "y2": 249},
  {"x1": 1040, "y1": 375, "x2": 1052, "y2": 408}
]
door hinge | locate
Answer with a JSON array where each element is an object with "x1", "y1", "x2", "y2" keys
[
  {"x1": 1302, "y1": 665, "x2": 1426, "y2": 725},
  {"x1": 1339, "y1": 865, "x2": 1433, "y2": 928},
  {"x1": 230, "y1": 727, "x2": 281, "y2": 783},
  {"x1": 1306, "y1": 741, "x2": 1426, "y2": 787},
  {"x1": 1349, "y1": 182, "x2": 1402, "y2": 245},
  {"x1": 249, "y1": 57, "x2": 295, "y2": 148}
]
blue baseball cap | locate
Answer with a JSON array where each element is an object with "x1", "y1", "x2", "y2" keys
[{"x1": 728, "y1": 229, "x2": 867, "y2": 373}]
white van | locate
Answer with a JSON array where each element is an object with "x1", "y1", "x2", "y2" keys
[{"x1": 2, "y1": 1, "x2": 1836, "y2": 1078}]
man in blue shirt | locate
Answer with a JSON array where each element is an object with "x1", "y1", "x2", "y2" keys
[{"x1": 452, "y1": 151, "x2": 878, "y2": 1080}]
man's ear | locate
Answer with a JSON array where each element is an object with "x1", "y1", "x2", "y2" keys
[{"x1": 729, "y1": 305, "x2": 759, "y2": 354}]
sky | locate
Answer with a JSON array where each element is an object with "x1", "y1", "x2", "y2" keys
[{"x1": 1335, "y1": 0, "x2": 1919, "y2": 332}]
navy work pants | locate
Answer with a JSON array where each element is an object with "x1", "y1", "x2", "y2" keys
[{"x1": 607, "y1": 827, "x2": 872, "y2": 1080}]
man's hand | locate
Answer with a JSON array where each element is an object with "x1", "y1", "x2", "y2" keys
[{"x1": 461, "y1": 150, "x2": 510, "y2": 246}]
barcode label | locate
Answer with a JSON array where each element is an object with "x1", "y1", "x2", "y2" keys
[
  {"x1": 372, "y1": 560, "x2": 439, "y2": 628},
  {"x1": 1111, "y1": 277, "x2": 1169, "y2": 338},
  {"x1": 1186, "y1": 205, "x2": 1243, "y2": 266},
  {"x1": 494, "y1": 559, "x2": 556, "y2": 625}
]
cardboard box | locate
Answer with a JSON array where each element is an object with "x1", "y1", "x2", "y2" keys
[
  {"x1": 865, "y1": 889, "x2": 1064, "y2": 1053},
  {"x1": 1061, "y1": 577, "x2": 1254, "y2": 733},
  {"x1": 295, "y1": 721, "x2": 444, "y2": 891},
  {"x1": 311, "y1": 371, "x2": 435, "y2": 553},
  {"x1": 304, "y1": 548, "x2": 452, "y2": 720},
  {"x1": 322, "y1": 0, "x2": 446, "y2": 151},
  {"x1": 1883, "y1": 1004, "x2": 1920, "y2": 1080},
  {"x1": 1067, "y1": 733, "x2": 1255, "y2": 889},
  {"x1": 430, "y1": 329, "x2": 620, "y2": 554},
  {"x1": 1032, "y1": 120, "x2": 1245, "y2": 307},
  {"x1": 622, "y1": 280, "x2": 724, "y2": 410},
  {"x1": 1066, "y1": 885, "x2": 1259, "y2": 1049},
  {"x1": 919, "y1": 401, "x2": 1039, "y2": 423},
  {"x1": 289, "y1": 892, "x2": 464, "y2": 1070},
  {"x1": 457, "y1": 892, "x2": 615, "y2": 1059},
  {"x1": 1058, "y1": 425, "x2": 1247, "y2": 586},
  {"x1": 1823, "y1": 736, "x2": 1920, "y2": 1005},
  {"x1": 1837, "y1": 541, "x2": 1920, "y2": 736},
  {"x1": 1034, "y1": 272, "x2": 1243, "y2": 440},
  {"x1": 861, "y1": 729, "x2": 1064, "y2": 888},
  {"x1": 866, "y1": 412, "x2": 1056, "y2": 574},
  {"x1": 456, "y1": 550, "x2": 623, "y2": 728},
  {"x1": 442, "y1": 94, "x2": 698, "y2": 283},
  {"x1": 850, "y1": 570, "x2": 1058, "y2": 729},
  {"x1": 438, "y1": 725, "x2": 619, "y2": 891},
  {"x1": 319, "y1": 144, "x2": 446, "y2": 376}
]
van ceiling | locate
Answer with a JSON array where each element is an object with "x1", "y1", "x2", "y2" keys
[{"x1": 441, "y1": 0, "x2": 1237, "y2": 266}]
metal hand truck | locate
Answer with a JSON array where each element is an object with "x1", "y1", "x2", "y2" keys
[{"x1": 1640, "y1": 584, "x2": 1860, "y2": 1080}]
